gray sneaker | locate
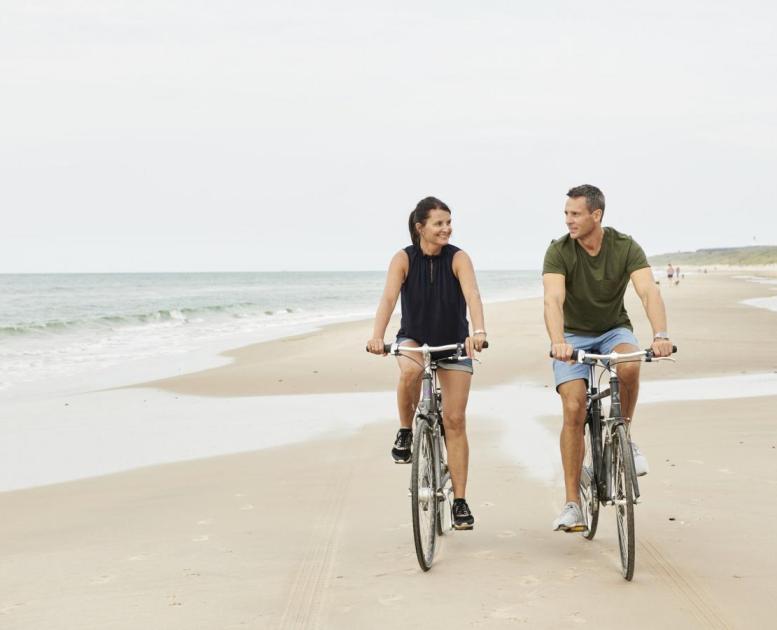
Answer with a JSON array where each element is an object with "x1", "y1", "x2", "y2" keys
[
  {"x1": 631, "y1": 442, "x2": 649, "y2": 477},
  {"x1": 553, "y1": 502, "x2": 587, "y2": 532}
]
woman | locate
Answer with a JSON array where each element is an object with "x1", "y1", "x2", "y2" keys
[{"x1": 367, "y1": 196, "x2": 486, "y2": 530}]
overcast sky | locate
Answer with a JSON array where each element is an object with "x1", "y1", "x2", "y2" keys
[{"x1": 1, "y1": 1, "x2": 775, "y2": 272}]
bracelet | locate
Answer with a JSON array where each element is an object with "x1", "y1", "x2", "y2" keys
[{"x1": 473, "y1": 329, "x2": 487, "y2": 336}]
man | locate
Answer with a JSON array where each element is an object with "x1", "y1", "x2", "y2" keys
[{"x1": 543, "y1": 184, "x2": 673, "y2": 532}]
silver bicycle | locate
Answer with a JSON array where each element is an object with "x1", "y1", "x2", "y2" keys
[
  {"x1": 565, "y1": 346, "x2": 676, "y2": 580},
  {"x1": 379, "y1": 340, "x2": 487, "y2": 571}
]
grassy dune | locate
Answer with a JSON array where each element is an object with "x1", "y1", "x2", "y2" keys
[{"x1": 649, "y1": 245, "x2": 777, "y2": 266}]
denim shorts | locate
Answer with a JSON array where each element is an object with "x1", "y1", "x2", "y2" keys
[
  {"x1": 552, "y1": 327, "x2": 639, "y2": 390},
  {"x1": 395, "y1": 337, "x2": 474, "y2": 374}
]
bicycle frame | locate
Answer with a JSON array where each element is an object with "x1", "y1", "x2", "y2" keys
[
  {"x1": 414, "y1": 352, "x2": 450, "y2": 509},
  {"x1": 586, "y1": 361, "x2": 640, "y2": 502}
]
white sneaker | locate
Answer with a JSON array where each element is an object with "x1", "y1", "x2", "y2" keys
[
  {"x1": 552, "y1": 502, "x2": 587, "y2": 532},
  {"x1": 631, "y1": 442, "x2": 649, "y2": 477}
]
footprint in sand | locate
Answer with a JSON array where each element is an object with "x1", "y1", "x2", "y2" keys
[
  {"x1": 89, "y1": 575, "x2": 115, "y2": 585},
  {"x1": 562, "y1": 568, "x2": 582, "y2": 581},
  {"x1": 197, "y1": 519, "x2": 213, "y2": 525},
  {"x1": 518, "y1": 575, "x2": 540, "y2": 586},
  {"x1": 239, "y1": 504, "x2": 254, "y2": 511},
  {"x1": 497, "y1": 530, "x2": 517, "y2": 538},
  {"x1": 490, "y1": 605, "x2": 527, "y2": 621},
  {"x1": 0, "y1": 603, "x2": 24, "y2": 614},
  {"x1": 472, "y1": 549, "x2": 495, "y2": 559},
  {"x1": 378, "y1": 594, "x2": 404, "y2": 606},
  {"x1": 192, "y1": 535, "x2": 210, "y2": 542},
  {"x1": 568, "y1": 612, "x2": 587, "y2": 624},
  {"x1": 126, "y1": 554, "x2": 148, "y2": 562}
]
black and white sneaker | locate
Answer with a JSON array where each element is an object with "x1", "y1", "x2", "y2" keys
[
  {"x1": 452, "y1": 498, "x2": 475, "y2": 530},
  {"x1": 391, "y1": 428, "x2": 412, "y2": 463}
]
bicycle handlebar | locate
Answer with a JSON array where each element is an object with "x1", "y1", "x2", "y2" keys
[
  {"x1": 548, "y1": 346, "x2": 677, "y2": 363},
  {"x1": 366, "y1": 340, "x2": 489, "y2": 355}
]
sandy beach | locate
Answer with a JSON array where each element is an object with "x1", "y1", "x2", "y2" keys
[{"x1": 2, "y1": 272, "x2": 776, "y2": 629}]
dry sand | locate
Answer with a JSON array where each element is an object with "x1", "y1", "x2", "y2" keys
[{"x1": 2, "y1": 273, "x2": 776, "y2": 629}]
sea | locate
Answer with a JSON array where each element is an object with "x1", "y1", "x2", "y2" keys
[{"x1": 0, "y1": 271, "x2": 541, "y2": 399}]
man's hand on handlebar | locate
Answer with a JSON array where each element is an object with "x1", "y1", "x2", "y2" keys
[
  {"x1": 550, "y1": 342, "x2": 575, "y2": 363},
  {"x1": 366, "y1": 338, "x2": 387, "y2": 356},
  {"x1": 650, "y1": 337, "x2": 674, "y2": 358}
]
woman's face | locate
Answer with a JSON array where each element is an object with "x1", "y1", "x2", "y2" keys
[{"x1": 416, "y1": 209, "x2": 452, "y2": 247}]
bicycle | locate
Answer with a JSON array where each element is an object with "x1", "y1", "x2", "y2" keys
[
  {"x1": 370, "y1": 340, "x2": 487, "y2": 571},
  {"x1": 560, "y1": 346, "x2": 676, "y2": 581}
]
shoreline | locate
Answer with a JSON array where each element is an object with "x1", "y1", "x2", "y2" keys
[
  {"x1": 2, "y1": 271, "x2": 776, "y2": 628},
  {"x1": 138, "y1": 272, "x2": 777, "y2": 397},
  {"x1": 0, "y1": 273, "x2": 775, "y2": 493}
]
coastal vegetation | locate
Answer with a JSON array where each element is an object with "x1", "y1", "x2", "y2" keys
[{"x1": 649, "y1": 246, "x2": 777, "y2": 266}]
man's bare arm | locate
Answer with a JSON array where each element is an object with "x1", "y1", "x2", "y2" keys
[
  {"x1": 630, "y1": 267, "x2": 673, "y2": 357},
  {"x1": 543, "y1": 273, "x2": 573, "y2": 361}
]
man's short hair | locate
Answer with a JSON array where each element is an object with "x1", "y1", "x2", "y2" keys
[{"x1": 567, "y1": 184, "x2": 605, "y2": 217}]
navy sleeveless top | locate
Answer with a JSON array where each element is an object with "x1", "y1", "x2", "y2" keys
[{"x1": 397, "y1": 244, "x2": 469, "y2": 346}]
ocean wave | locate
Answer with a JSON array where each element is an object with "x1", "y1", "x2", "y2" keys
[{"x1": 0, "y1": 302, "x2": 296, "y2": 337}]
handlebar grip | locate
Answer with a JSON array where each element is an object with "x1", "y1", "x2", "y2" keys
[
  {"x1": 365, "y1": 344, "x2": 394, "y2": 354},
  {"x1": 548, "y1": 348, "x2": 580, "y2": 361},
  {"x1": 672, "y1": 345, "x2": 678, "y2": 353},
  {"x1": 482, "y1": 341, "x2": 489, "y2": 349}
]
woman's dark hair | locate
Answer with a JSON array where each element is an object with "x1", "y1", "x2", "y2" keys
[{"x1": 408, "y1": 196, "x2": 451, "y2": 247}]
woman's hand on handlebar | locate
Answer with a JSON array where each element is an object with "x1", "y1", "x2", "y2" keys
[
  {"x1": 470, "y1": 331, "x2": 487, "y2": 354},
  {"x1": 366, "y1": 338, "x2": 387, "y2": 355}
]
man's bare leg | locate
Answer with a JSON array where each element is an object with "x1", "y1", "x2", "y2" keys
[{"x1": 558, "y1": 379, "x2": 588, "y2": 504}]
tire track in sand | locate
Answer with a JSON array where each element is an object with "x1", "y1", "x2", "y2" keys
[
  {"x1": 277, "y1": 456, "x2": 354, "y2": 629},
  {"x1": 640, "y1": 538, "x2": 731, "y2": 629}
]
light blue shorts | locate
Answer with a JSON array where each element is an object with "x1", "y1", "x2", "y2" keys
[{"x1": 552, "y1": 327, "x2": 639, "y2": 391}]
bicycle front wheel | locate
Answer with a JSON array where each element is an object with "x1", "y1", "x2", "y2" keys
[
  {"x1": 435, "y1": 426, "x2": 452, "y2": 536},
  {"x1": 411, "y1": 417, "x2": 438, "y2": 571},
  {"x1": 580, "y1": 418, "x2": 600, "y2": 540},
  {"x1": 613, "y1": 423, "x2": 636, "y2": 580}
]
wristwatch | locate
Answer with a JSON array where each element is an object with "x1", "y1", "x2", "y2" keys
[{"x1": 653, "y1": 332, "x2": 670, "y2": 340}]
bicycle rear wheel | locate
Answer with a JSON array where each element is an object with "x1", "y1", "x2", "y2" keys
[
  {"x1": 411, "y1": 418, "x2": 438, "y2": 571},
  {"x1": 613, "y1": 423, "x2": 636, "y2": 580},
  {"x1": 580, "y1": 418, "x2": 600, "y2": 540}
]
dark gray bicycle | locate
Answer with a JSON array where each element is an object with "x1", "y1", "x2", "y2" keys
[
  {"x1": 567, "y1": 346, "x2": 676, "y2": 581},
  {"x1": 378, "y1": 340, "x2": 486, "y2": 571}
]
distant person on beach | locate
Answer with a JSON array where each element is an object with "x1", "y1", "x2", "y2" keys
[
  {"x1": 675, "y1": 266, "x2": 681, "y2": 285},
  {"x1": 543, "y1": 184, "x2": 673, "y2": 532},
  {"x1": 367, "y1": 196, "x2": 486, "y2": 530},
  {"x1": 666, "y1": 263, "x2": 675, "y2": 284}
]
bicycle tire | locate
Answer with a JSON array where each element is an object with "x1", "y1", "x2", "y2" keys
[
  {"x1": 580, "y1": 418, "x2": 600, "y2": 540},
  {"x1": 411, "y1": 418, "x2": 438, "y2": 571},
  {"x1": 613, "y1": 423, "x2": 636, "y2": 580}
]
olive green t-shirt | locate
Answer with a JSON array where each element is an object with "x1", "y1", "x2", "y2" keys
[{"x1": 542, "y1": 227, "x2": 649, "y2": 336}]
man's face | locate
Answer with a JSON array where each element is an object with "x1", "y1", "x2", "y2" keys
[{"x1": 564, "y1": 196, "x2": 601, "y2": 240}]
